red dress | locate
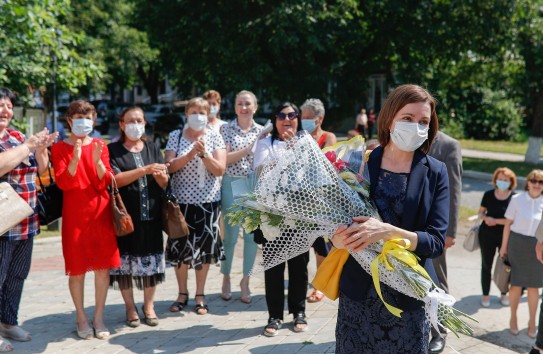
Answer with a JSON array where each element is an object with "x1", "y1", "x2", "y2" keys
[{"x1": 51, "y1": 139, "x2": 121, "y2": 275}]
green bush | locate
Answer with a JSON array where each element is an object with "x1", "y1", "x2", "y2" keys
[{"x1": 440, "y1": 87, "x2": 523, "y2": 141}]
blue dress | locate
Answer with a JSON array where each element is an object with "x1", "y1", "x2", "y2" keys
[{"x1": 335, "y1": 169, "x2": 429, "y2": 354}]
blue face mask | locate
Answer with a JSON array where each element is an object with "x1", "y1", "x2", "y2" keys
[
  {"x1": 496, "y1": 180, "x2": 510, "y2": 191},
  {"x1": 301, "y1": 119, "x2": 317, "y2": 133}
]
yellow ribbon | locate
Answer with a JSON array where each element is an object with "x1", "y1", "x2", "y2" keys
[{"x1": 370, "y1": 238, "x2": 432, "y2": 318}]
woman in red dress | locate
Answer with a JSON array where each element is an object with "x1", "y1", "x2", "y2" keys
[{"x1": 51, "y1": 100, "x2": 120, "y2": 340}]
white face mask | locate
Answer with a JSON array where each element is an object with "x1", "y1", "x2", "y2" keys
[
  {"x1": 390, "y1": 121, "x2": 429, "y2": 152},
  {"x1": 124, "y1": 123, "x2": 145, "y2": 141},
  {"x1": 301, "y1": 118, "x2": 317, "y2": 133},
  {"x1": 209, "y1": 105, "x2": 219, "y2": 118},
  {"x1": 71, "y1": 118, "x2": 94, "y2": 137},
  {"x1": 187, "y1": 114, "x2": 207, "y2": 131}
]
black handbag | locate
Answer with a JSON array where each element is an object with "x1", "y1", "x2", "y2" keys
[{"x1": 37, "y1": 166, "x2": 63, "y2": 225}]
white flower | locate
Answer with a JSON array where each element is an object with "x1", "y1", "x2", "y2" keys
[
  {"x1": 283, "y1": 218, "x2": 296, "y2": 228},
  {"x1": 261, "y1": 222, "x2": 280, "y2": 242},
  {"x1": 260, "y1": 213, "x2": 270, "y2": 224}
]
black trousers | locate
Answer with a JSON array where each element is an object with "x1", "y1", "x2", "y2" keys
[
  {"x1": 264, "y1": 251, "x2": 309, "y2": 320},
  {"x1": 479, "y1": 231, "x2": 504, "y2": 296}
]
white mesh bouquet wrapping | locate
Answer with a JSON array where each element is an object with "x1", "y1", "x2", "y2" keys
[{"x1": 227, "y1": 132, "x2": 475, "y2": 336}]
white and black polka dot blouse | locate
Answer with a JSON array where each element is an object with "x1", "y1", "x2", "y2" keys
[
  {"x1": 220, "y1": 119, "x2": 263, "y2": 177},
  {"x1": 165, "y1": 129, "x2": 226, "y2": 204}
]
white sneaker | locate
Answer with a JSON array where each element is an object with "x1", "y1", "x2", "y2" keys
[
  {"x1": 500, "y1": 297, "x2": 510, "y2": 306},
  {"x1": 481, "y1": 299, "x2": 490, "y2": 307}
]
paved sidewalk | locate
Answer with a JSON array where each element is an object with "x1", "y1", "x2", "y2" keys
[
  {"x1": 462, "y1": 148, "x2": 527, "y2": 162},
  {"x1": 9, "y1": 228, "x2": 532, "y2": 354}
]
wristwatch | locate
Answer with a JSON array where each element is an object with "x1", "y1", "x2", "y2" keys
[{"x1": 199, "y1": 152, "x2": 209, "y2": 159}]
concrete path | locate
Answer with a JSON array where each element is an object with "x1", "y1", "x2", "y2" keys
[
  {"x1": 462, "y1": 148, "x2": 526, "y2": 162},
  {"x1": 9, "y1": 148, "x2": 539, "y2": 353}
]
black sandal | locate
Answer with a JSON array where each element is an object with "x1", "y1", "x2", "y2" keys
[
  {"x1": 293, "y1": 312, "x2": 308, "y2": 332},
  {"x1": 169, "y1": 292, "x2": 188, "y2": 312},
  {"x1": 194, "y1": 294, "x2": 208, "y2": 315},
  {"x1": 263, "y1": 318, "x2": 282, "y2": 337}
]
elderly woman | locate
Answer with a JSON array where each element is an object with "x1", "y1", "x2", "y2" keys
[
  {"x1": 300, "y1": 98, "x2": 336, "y2": 303},
  {"x1": 108, "y1": 107, "x2": 169, "y2": 327},
  {"x1": 51, "y1": 100, "x2": 121, "y2": 340},
  {"x1": 0, "y1": 88, "x2": 57, "y2": 352},
  {"x1": 253, "y1": 102, "x2": 310, "y2": 336},
  {"x1": 165, "y1": 97, "x2": 226, "y2": 315},
  {"x1": 500, "y1": 169, "x2": 543, "y2": 338},
  {"x1": 203, "y1": 90, "x2": 227, "y2": 132},
  {"x1": 219, "y1": 90, "x2": 263, "y2": 303},
  {"x1": 331, "y1": 85, "x2": 449, "y2": 353},
  {"x1": 478, "y1": 167, "x2": 516, "y2": 308}
]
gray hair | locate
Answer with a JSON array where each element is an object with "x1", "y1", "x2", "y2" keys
[{"x1": 301, "y1": 98, "x2": 325, "y2": 117}]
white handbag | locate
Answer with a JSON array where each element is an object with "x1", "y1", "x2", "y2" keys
[
  {"x1": 463, "y1": 220, "x2": 481, "y2": 252},
  {"x1": 0, "y1": 182, "x2": 34, "y2": 235}
]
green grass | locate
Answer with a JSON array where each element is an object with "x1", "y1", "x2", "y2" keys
[
  {"x1": 459, "y1": 206, "x2": 478, "y2": 222},
  {"x1": 459, "y1": 139, "x2": 543, "y2": 156},
  {"x1": 37, "y1": 226, "x2": 61, "y2": 238},
  {"x1": 463, "y1": 157, "x2": 540, "y2": 176}
]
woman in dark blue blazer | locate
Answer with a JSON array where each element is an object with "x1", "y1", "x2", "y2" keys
[{"x1": 331, "y1": 84, "x2": 450, "y2": 354}]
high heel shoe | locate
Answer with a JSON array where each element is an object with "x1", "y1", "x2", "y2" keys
[
  {"x1": 221, "y1": 276, "x2": 232, "y2": 301},
  {"x1": 76, "y1": 323, "x2": 93, "y2": 340},
  {"x1": 93, "y1": 326, "x2": 110, "y2": 340},
  {"x1": 240, "y1": 276, "x2": 252, "y2": 304},
  {"x1": 141, "y1": 305, "x2": 159, "y2": 326},
  {"x1": 169, "y1": 292, "x2": 189, "y2": 312}
]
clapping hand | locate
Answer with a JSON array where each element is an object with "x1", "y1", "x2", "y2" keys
[
  {"x1": 25, "y1": 128, "x2": 59, "y2": 151},
  {"x1": 144, "y1": 163, "x2": 170, "y2": 176},
  {"x1": 92, "y1": 141, "x2": 103, "y2": 164},
  {"x1": 193, "y1": 137, "x2": 206, "y2": 157},
  {"x1": 73, "y1": 139, "x2": 82, "y2": 160}
]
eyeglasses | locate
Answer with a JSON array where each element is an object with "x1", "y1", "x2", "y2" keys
[
  {"x1": 276, "y1": 112, "x2": 299, "y2": 120},
  {"x1": 529, "y1": 179, "x2": 543, "y2": 185}
]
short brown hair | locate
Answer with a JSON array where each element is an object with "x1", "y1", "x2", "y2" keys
[
  {"x1": 525, "y1": 169, "x2": 543, "y2": 192},
  {"x1": 66, "y1": 100, "x2": 96, "y2": 120},
  {"x1": 203, "y1": 90, "x2": 221, "y2": 104},
  {"x1": 185, "y1": 97, "x2": 210, "y2": 115},
  {"x1": 377, "y1": 84, "x2": 439, "y2": 154},
  {"x1": 492, "y1": 167, "x2": 517, "y2": 191}
]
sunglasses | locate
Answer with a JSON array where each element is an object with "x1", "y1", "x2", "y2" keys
[
  {"x1": 276, "y1": 112, "x2": 299, "y2": 120},
  {"x1": 529, "y1": 179, "x2": 543, "y2": 185}
]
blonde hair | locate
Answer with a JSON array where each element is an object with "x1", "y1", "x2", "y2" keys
[
  {"x1": 185, "y1": 97, "x2": 210, "y2": 115},
  {"x1": 491, "y1": 167, "x2": 517, "y2": 191},
  {"x1": 525, "y1": 169, "x2": 543, "y2": 192},
  {"x1": 235, "y1": 90, "x2": 258, "y2": 107}
]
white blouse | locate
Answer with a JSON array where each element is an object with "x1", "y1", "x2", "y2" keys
[
  {"x1": 220, "y1": 119, "x2": 263, "y2": 176},
  {"x1": 253, "y1": 137, "x2": 288, "y2": 169},
  {"x1": 165, "y1": 129, "x2": 226, "y2": 204},
  {"x1": 505, "y1": 191, "x2": 543, "y2": 236}
]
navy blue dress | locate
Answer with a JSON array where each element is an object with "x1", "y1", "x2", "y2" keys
[{"x1": 335, "y1": 169, "x2": 429, "y2": 354}]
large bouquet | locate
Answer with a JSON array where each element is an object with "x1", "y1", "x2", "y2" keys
[{"x1": 227, "y1": 132, "x2": 474, "y2": 336}]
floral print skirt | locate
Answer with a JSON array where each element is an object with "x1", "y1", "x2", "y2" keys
[{"x1": 335, "y1": 287, "x2": 429, "y2": 354}]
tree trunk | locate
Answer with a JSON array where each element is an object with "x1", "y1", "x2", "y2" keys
[
  {"x1": 138, "y1": 65, "x2": 160, "y2": 104},
  {"x1": 525, "y1": 89, "x2": 543, "y2": 164}
]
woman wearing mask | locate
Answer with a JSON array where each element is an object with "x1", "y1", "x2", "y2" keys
[
  {"x1": 219, "y1": 90, "x2": 263, "y2": 303},
  {"x1": 108, "y1": 107, "x2": 169, "y2": 327},
  {"x1": 500, "y1": 169, "x2": 543, "y2": 337},
  {"x1": 331, "y1": 85, "x2": 449, "y2": 353},
  {"x1": 203, "y1": 90, "x2": 227, "y2": 132},
  {"x1": 300, "y1": 98, "x2": 336, "y2": 303},
  {"x1": 478, "y1": 167, "x2": 516, "y2": 308},
  {"x1": 165, "y1": 97, "x2": 226, "y2": 315},
  {"x1": 253, "y1": 102, "x2": 310, "y2": 336},
  {"x1": 51, "y1": 100, "x2": 121, "y2": 340},
  {"x1": 0, "y1": 88, "x2": 57, "y2": 352}
]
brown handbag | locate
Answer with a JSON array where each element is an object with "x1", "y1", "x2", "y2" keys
[
  {"x1": 162, "y1": 181, "x2": 189, "y2": 239},
  {"x1": 110, "y1": 174, "x2": 134, "y2": 237}
]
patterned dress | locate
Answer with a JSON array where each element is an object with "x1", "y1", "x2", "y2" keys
[
  {"x1": 108, "y1": 141, "x2": 166, "y2": 290},
  {"x1": 165, "y1": 129, "x2": 226, "y2": 269},
  {"x1": 335, "y1": 169, "x2": 429, "y2": 354}
]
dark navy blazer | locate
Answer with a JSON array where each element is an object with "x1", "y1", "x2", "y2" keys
[{"x1": 339, "y1": 146, "x2": 450, "y2": 309}]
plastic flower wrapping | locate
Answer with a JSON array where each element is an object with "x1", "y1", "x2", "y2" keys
[{"x1": 227, "y1": 132, "x2": 475, "y2": 336}]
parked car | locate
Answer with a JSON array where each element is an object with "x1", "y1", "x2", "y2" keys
[
  {"x1": 91, "y1": 100, "x2": 116, "y2": 134},
  {"x1": 143, "y1": 104, "x2": 175, "y2": 125},
  {"x1": 151, "y1": 109, "x2": 185, "y2": 148}
]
